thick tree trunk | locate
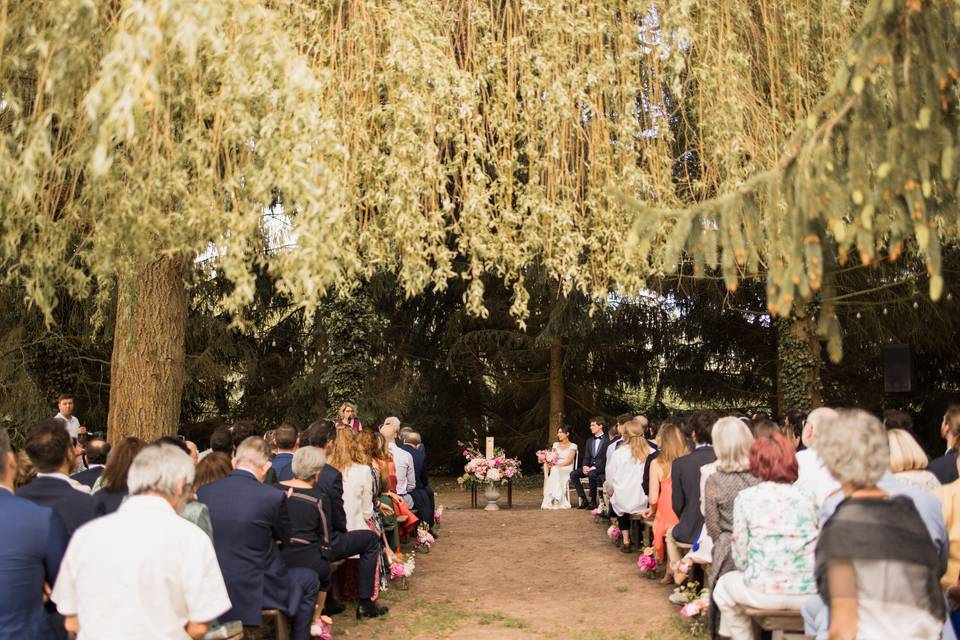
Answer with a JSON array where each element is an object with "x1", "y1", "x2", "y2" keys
[
  {"x1": 775, "y1": 304, "x2": 823, "y2": 416},
  {"x1": 106, "y1": 256, "x2": 189, "y2": 445},
  {"x1": 548, "y1": 335, "x2": 565, "y2": 432}
]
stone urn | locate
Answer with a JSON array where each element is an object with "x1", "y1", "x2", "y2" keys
[{"x1": 484, "y1": 482, "x2": 501, "y2": 511}]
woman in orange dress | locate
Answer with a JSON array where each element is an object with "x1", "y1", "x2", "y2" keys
[{"x1": 643, "y1": 422, "x2": 687, "y2": 583}]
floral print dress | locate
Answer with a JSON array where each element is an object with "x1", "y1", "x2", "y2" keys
[{"x1": 731, "y1": 481, "x2": 819, "y2": 595}]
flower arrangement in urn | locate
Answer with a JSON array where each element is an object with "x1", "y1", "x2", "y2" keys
[{"x1": 457, "y1": 442, "x2": 521, "y2": 486}]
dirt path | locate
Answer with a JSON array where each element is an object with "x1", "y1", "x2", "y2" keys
[{"x1": 336, "y1": 479, "x2": 694, "y2": 640}]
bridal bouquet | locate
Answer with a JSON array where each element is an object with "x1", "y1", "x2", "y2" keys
[
  {"x1": 536, "y1": 449, "x2": 559, "y2": 465},
  {"x1": 457, "y1": 443, "x2": 522, "y2": 486}
]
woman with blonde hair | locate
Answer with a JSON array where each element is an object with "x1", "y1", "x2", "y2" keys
[
  {"x1": 887, "y1": 429, "x2": 939, "y2": 492},
  {"x1": 608, "y1": 418, "x2": 651, "y2": 553},
  {"x1": 642, "y1": 422, "x2": 688, "y2": 582},
  {"x1": 335, "y1": 402, "x2": 362, "y2": 433}
]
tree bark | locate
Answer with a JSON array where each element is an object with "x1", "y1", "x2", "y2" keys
[
  {"x1": 106, "y1": 256, "x2": 189, "y2": 445},
  {"x1": 775, "y1": 304, "x2": 823, "y2": 416},
  {"x1": 548, "y1": 335, "x2": 565, "y2": 432}
]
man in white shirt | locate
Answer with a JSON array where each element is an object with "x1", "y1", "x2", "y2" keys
[
  {"x1": 52, "y1": 443, "x2": 231, "y2": 640},
  {"x1": 54, "y1": 395, "x2": 82, "y2": 442},
  {"x1": 794, "y1": 406, "x2": 841, "y2": 506},
  {"x1": 381, "y1": 417, "x2": 416, "y2": 507}
]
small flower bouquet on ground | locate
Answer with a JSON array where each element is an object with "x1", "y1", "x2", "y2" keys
[
  {"x1": 607, "y1": 525, "x2": 622, "y2": 542},
  {"x1": 457, "y1": 442, "x2": 522, "y2": 486},
  {"x1": 675, "y1": 580, "x2": 709, "y2": 635},
  {"x1": 637, "y1": 547, "x2": 658, "y2": 578},
  {"x1": 415, "y1": 523, "x2": 434, "y2": 553},
  {"x1": 434, "y1": 504, "x2": 444, "y2": 527},
  {"x1": 389, "y1": 552, "x2": 416, "y2": 590},
  {"x1": 535, "y1": 449, "x2": 559, "y2": 465}
]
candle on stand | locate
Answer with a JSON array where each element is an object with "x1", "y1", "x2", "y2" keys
[{"x1": 485, "y1": 436, "x2": 494, "y2": 459}]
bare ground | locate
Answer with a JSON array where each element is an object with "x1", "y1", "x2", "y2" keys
[{"x1": 335, "y1": 479, "x2": 697, "y2": 640}]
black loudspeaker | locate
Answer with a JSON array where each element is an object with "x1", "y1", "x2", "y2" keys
[{"x1": 883, "y1": 343, "x2": 913, "y2": 393}]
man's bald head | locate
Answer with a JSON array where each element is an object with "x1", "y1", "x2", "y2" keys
[{"x1": 802, "y1": 406, "x2": 839, "y2": 448}]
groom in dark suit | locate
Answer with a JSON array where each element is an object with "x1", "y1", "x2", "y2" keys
[{"x1": 570, "y1": 417, "x2": 609, "y2": 509}]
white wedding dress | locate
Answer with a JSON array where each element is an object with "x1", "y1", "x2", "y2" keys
[{"x1": 541, "y1": 442, "x2": 577, "y2": 510}]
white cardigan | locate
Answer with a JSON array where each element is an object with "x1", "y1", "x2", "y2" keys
[
  {"x1": 341, "y1": 464, "x2": 374, "y2": 532},
  {"x1": 608, "y1": 445, "x2": 648, "y2": 516}
]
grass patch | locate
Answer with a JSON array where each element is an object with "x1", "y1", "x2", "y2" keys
[
  {"x1": 477, "y1": 610, "x2": 528, "y2": 629},
  {"x1": 615, "y1": 585, "x2": 629, "y2": 593}
]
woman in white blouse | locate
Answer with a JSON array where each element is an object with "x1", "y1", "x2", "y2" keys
[
  {"x1": 608, "y1": 418, "x2": 650, "y2": 553},
  {"x1": 328, "y1": 429, "x2": 374, "y2": 532}
]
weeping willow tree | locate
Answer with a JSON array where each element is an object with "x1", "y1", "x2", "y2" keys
[{"x1": 2, "y1": 0, "x2": 958, "y2": 437}]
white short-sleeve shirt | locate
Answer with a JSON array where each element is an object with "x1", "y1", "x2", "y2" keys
[
  {"x1": 55, "y1": 413, "x2": 80, "y2": 441},
  {"x1": 389, "y1": 442, "x2": 417, "y2": 494},
  {"x1": 52, "y1": 495, "x2": 231, "y2": 639}
]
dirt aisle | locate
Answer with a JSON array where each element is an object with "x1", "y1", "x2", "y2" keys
[{"x1": 336, "y1": 480, "x2": 692, "y2": 639}]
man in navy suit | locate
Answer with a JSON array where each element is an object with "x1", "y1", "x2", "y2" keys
[
  {"x1": 271, "y1": 424, "x2": 298, "y2": 483},
  {"x1": 71, "y1": 438, "x2": 109, "y2": 489},
  {"x1": 198, "y1": 436, "x2": 319, "y2": 640},
  {"x1": 401, "y1": 431, "x2": 436, "y2": 534},
  {"x1": 570, "y1": 416, "x2": 610, "y2": 509},
  {"x1": 0, "y1": 426, "x2": 69, "y2": 640},
  {"x1": 303, "y1": 421, "x2": 386, "y2": 618},
  {"x1": 17, "y1": 418, "x2": 103, "y2": 538},
  {"x1": 669, "y1": 411, "x2": 718, "y2": 547}
]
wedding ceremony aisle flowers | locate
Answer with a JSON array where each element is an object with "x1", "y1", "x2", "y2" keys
[
  {"x1": 389, "y1": 552, "x2": 416, "y2": 591},
  {"x1": 415, "y1": 523, "x2": 435, "y2": 553}
]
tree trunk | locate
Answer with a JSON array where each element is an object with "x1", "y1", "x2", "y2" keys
[
  {"x1": 548, "y1": 335, "x2": 565, "y2": 432},
  {"x1": 775, "y1": 304, "x2": 823, "y2": 416},
  {"x1": 106, "y1": 256, "x2": 189, "y2": 445}
]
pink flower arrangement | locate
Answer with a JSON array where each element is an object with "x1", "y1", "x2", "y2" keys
[
  {"x1": 607, "y1": 525, "x2": 622, "y2": 541},
  {"x1": 679, "y1": 600, "x2": 708, "y2": 618},
  {"x1": 590, "y1": 507, "x2": 599, "y2": 517},
  {"x1": 390, "y1": 563, "x2": 406, "y2": 579},
  {"x1": 434, "y1": 505, "x2": 443, "y2": 524},
  {"x1": 415, "y1": 523, "x2": 434, "y2": 551},
  {"x1": 637, "y1": 547, "x2": 657, "y2": 576},
  {"x1": 536, "y1": 449, "x2": 559, "y2": 465},
  {"x1": 457, "y1": 442, "x2": 522, "y2": 486}
]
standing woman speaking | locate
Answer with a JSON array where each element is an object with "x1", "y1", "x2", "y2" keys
[{"x1": 336, "y1": 403, "x2": 363, "y2": 433}]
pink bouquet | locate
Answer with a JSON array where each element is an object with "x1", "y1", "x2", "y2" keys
[
  {"x1": 434, "y1": 504, "x2": 443, "y2": 524},
  {"x1": 415, "y1": 523, "x2": 434, "y2": 551},
  {"x1": 607, "y1": 525, "x2": 622, "y2": 541},
  {"x1": 458, "y1": 442, "x2": 522, "y2": 485},
  {"x1": 590, "y1": 507, "x2": 599, "y2": 517},
  {"x1": 536, "y1": 449, "x2": 559, "y2": 465},
  {"x1": 637, "y1": 547, "x2": 657, "y2": 576},
  {"x1": 679, "y1": 599, "x2": 708, "y2": 618},
  {"x1": 390, "y1": 563, "x2": 406, "y2": 579}
]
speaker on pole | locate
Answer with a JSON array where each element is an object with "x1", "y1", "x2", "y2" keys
[{"x1": 882, "y1": 343, "x2": 913, "y2": 393}]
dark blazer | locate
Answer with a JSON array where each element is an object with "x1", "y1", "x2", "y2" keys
[
  {"x1": 928, "y1": 449, "x2": 959, "y2": 485},
  {"x1": 93, "y1": 489, "x2": 127, "y2": 515},
  {"x1": 198, "y1": 470, "x2": 292, "y2": 626},
  {"x1": 315, "y1": 464, "x2": 346, "y2": 535},
  {"x1": 670, "y1": 446, "x2": 716, "y2": 544},
  {"x1": 69, "y1": 466, "x2": 103, "y2": 490},
  {"x1": 16, "y1": 476, "x2": 103, "y2": 539},
  {"x1": 401, "y1": 444, "x2": 429, "y2": 488},
  {"x1": 582, "y1": 435, "x2": 609, "y2": 474},
  {"x1": 271, "y1": 452, "x2": 294, "y2": 482},
  {"x1": 0, "y1": 490, "x2": 68, "y2": 640}
]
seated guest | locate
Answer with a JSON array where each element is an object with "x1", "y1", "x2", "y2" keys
[
  {"x1": 402, "y1": 430, "x2": 437, "y2": 534},
  {"x1": 329, "y1": 430, "x2": 375, "y2": 533},
  {"x1": 888, "y1": 429, "x2": 940, "y2": 492},
  {"x1": 277, "y1": 447, "x2": 334, "y2": 639},
  {"x1": 194, "y1": 452, "x2": 233, "y2": 491},
  {"x1": 310, "y1": 423, "x2": 386, "y2": 619},
  {"x1": 52, "y1": 444, "x2": 231, "y2": 640},
  {"x1": 571, "y1": 416, "x2": 609, "y2": 509},
  {"x1": 272, "y1": 424, "x2": 299, "y2": 482},
  {"x1": 883, "y1": 408, "x2": 914, "y2": 432},
  {"x1": 380, "y1": 417, "x2": 416, "y2": 508},
  {"x1": 795, "y1": 407, "x2": 841, "y2": 507},
  {"x1": 602, "y1": 415, "x2": 631, "y2": 513},
  {"x1": 814, "y1": 409, "x2": 945, "y2": 639},
  {"x1": 17, "y1": 418, "x2": 103, "y2": 538},
  {"x1": 703, "y1": 418, "x2": 759, "y2": 591},
  {"x1": 642, "y1": 422, "x2": 686, "y2": 582},
  {"x1": 669, "y1": 411, "x2": 717, "y2": 556},
  {"x1": 930, "y1": 406, "x2": 960, "y2": 485},
  {"x1": 781, "y1": 409, "x2": 806, "y2": 450},
  {"x1": 198, "y1": 436, "x2": 320, "y2": 639},
  {"x1": 608, "y1": 418, "x2": 650, "y2": 553},
  {"x1": 200, "y1": 426, "x2": 234, "y2": 461},
  {"x1": 70, "y1": 438, "x2": 109, "y2": 489},
  {"x1": 0, "y1": 427, "x2": 69, "y2": 640},
  {"x1": 936, "y1": 455, "x2": 960, "y2": 591},
  {"x1": 712, "y1": 433, "x2": 818, "y2": 639},
  {"x1": 185, "y1": 440, "x2": 200, "y2": 464},
  {"x1": 156, "y1": 437, "x2": 214, "y2": 539},
  {"x1": 92, "y1": 437, "x2": 146, "y2": 514},
  {"x1": 360, "y1": 431, "x2": 401, "y2": 551},
  {"x1": 15, "y1": 450, "x2": 37, "y2": 489}
]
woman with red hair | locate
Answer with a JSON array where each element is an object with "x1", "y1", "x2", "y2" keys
[{"x1": 711, "y1": 433, "x2": 819, "y2": 640}]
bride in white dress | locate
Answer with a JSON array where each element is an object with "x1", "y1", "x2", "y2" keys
[{"x1": 541, "y1": 425, "x2": 578, "y2": 510}]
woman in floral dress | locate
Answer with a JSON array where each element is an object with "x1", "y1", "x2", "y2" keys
[{"x1": 712, "y1": 433, "x2": 819, "y2": 640}]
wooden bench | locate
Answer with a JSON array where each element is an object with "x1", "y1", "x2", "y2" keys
[
  {"x1": 742, "y1": 607, "x2": 808, "y2": 640},
  {"x1": 244, "y1": 609, "x2": 289, "y2": 640},
  {"x1": 628, "y1": 514, "x2": 655, "y2": 547}
]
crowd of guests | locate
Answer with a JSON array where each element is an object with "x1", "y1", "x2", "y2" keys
[
  {"x1": 567, "y1": 406, "x2": 960, "y2": 639},
  {"x1": 1, "y1": 399, "x2": 439, "y2": 640}
]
